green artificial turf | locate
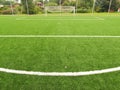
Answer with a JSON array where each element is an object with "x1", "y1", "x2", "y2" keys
[
  {"x1": 0, "y1": 14, "x2": 120, "y2": 90},
  {"x1": 0, "y1": 14, "x2": 120, "y2": 35}
]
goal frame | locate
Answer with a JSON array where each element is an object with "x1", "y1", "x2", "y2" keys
[{"x1": 45, "y1": 6, "x2": 76, "y2": 15}]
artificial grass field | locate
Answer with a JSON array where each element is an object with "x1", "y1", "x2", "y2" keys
[{"x1": 0, "y1": 14, "x2": 120, "y2": 90}]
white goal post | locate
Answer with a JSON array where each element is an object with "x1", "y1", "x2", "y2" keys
[{"x1": 45, "y1": 6, "x2": 75, "y2": 15}]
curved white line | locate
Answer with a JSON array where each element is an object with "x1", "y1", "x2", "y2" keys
[{"x1": 0, "y1": 67, "x2": 120, "y2": 76}]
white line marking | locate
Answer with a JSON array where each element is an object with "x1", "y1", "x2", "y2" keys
[
  {"x1": 16, "y1": 19, "x2": 104, "y2": 21},
  {"x1": 16, "y1": 17, "x2": 104, "y2": 21},
  {"x1": 95, "y1": 17, "x2": 105, "y2": 20},
  {"x1": 0, "y1": 67, "x2": 120, "y2": 76},
  {"x1": 0, "y1": 35, "x2": 120, "y2": 38}
]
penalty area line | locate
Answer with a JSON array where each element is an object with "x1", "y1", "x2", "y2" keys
[
  {"x1": 0, "y1": 35, "x2": 120, "y2": 38},
  {"x1": 0, "y1": 67, "x2": 120, "y2": 76},
  {"x1": 16, "y1": 19, "x2": 104, "y2": 21},
  {"x1": 15, "y1": 16, "x2": 105, "y2": 21}
]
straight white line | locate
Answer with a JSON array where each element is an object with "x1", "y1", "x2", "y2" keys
[
  {"x1": 0, "y1": 35, "x2": 120, "y2": 38},
  {"x1": 0, "y1": 67, "x2": 120, "y2": 76},
  {"x1": 95, "y1": 17, "x2": 105, "y2": 20},
  {"x1": 16, "y1": 19, "x2": 104, "y2": 21},
  {"x1": 15, "y1": 16, "x2": 105, "y2": 21}
]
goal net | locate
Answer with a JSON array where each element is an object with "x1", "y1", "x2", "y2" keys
[{"x1": 45, "y1": 6, "x2": 75, "y2": 14}]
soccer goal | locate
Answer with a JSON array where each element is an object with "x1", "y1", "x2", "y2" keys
[{"x1": 45, "y1": 6, "x2": 75, "y2": 15}]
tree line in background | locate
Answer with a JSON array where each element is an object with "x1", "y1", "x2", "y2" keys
[{"x1": 0, "y1": 0, "x2": 120, "y2": 14}]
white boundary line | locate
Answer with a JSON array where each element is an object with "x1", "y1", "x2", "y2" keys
[
  {"x1": 95, "y1": 17, "x2": 105, "y2": 20},
  {"x1": 0, "y1": 35, "x2": 120, "y2": 38},
  {"x1": 16, "y1": 19, "x2": 104, "y2": 21},
  {"x1": 16, "y1": 17, "x2": 104, "y2": 21},
  {"x1": 0, "y1": 67, "x2": 120, "y2": 76}
]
